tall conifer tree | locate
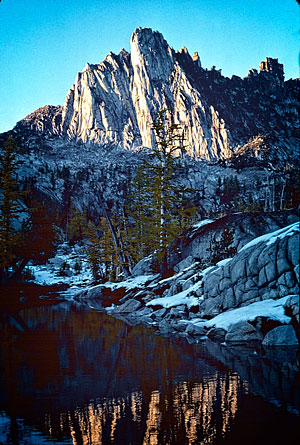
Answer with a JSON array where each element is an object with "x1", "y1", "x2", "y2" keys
[
  {"x1": 126, "y1": 109, "x2": 197, "y2": 267},
  {"x1": 0, "y1": 137, "x2": 23, "y2": 284}
]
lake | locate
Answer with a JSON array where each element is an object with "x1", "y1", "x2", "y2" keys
[{"x1": 0, "y1": 301, "x2": 299, "y2": 444}]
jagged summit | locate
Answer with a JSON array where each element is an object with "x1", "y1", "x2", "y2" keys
[
  {"x1": 21, "y1": 105, "x2": 62, "y2": 135},
  {"x1": 10, "y1": 27, "x2": 299, "y2": 161}
]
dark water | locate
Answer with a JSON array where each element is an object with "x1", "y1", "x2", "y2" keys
[{"x1": 0, "y1": 302, "x2": 299, "y2": 445}]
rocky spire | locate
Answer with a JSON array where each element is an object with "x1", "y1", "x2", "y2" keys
[
  {"x1": 19, "y1": 27, "x2": 298, "y2": 162},
  {"x1": 192, "y1": 51, "x2": 201, "y2": 68},
  {"x1": 259, "y1": 57, "x2": 284, "y2": 83}
]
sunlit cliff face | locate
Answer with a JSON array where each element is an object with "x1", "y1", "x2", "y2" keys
[
  {"x1": 42, "y1": 372, "x2": 243, "y2": 445},
  {"x1": 15, "y1": 28, "x2": 298, "y2": 162}
]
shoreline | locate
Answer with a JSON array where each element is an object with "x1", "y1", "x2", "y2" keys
[{"x1": 0, "y1": 281, "x2": 68, "y2": 312}]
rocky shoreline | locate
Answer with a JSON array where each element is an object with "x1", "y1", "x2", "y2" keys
[{"x1": 73, "y1": 214, "x2": 299, "y2": 347}]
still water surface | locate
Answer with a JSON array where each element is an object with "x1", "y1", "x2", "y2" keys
[{"x1": 0, "y1": 301, "x2": 299, "y2": 444}]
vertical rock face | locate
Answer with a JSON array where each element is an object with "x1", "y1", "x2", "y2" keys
[
  {"x1": 18, "y1": 27, "x2": 299, "y2": 161},
  {"x1": 60, "y1": 50, "x2": 140, "y2": 149},
  {"x1": 129, "y1": 28, "x2": 175, "y2": 148},
  {"x1": 58, "y1": 27, "x2": 237, "y2": 159}
]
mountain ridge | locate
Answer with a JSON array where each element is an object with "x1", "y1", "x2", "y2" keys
[{"x1": 6, "y1": 27, "x2": 299, "y2": 162}]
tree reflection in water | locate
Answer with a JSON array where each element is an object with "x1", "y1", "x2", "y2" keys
[
  {"x1": 46, "y1": 375, "x2": 242, "y2": 445},
  {"x1": 0, "y1": 302, "x2": 299, "y2": 444}
]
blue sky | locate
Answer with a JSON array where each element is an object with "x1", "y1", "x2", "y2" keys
[{"x1": 0, "y1": 0, "x2": 299, "y2": 133}]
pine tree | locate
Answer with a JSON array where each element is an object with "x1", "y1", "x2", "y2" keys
[
  {"x1": 68, "y1": 204, "x2": 87, "y2": 244},
  {"x1": 126, "y1": 109, "x2": 197, "y2": 268},
  {"x1": 85, "y1": 221, "x2": 103, "y2": 283},
  {"x1": 0, "y1": 137, "x2": 23, "y2": 284},
  {"x1": 150, "y1": 109, "x2": 185, "y2": 249},
  {"x1": 12, "y1": 201, "x2": 57, "y2": 280},
  {"x1": 99, "y1": 216, "x2": 122, "y2": 281},
  {"x1": 125, "y1": 162, "x2": 160, "y2": 262},
  {"x1": 208, "y1": 227, "x2": 237, "y2": 265},
  {"x1": 101, "y1": 205, "x2": 130, "y2": 278}
]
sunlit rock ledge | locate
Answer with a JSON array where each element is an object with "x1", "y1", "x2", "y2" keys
[{"x1": 73, "y1": 218, "x2": 299, "y2": 347}]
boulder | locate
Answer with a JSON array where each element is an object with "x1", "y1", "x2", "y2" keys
[
  {"x1": 135, "y1": 306, "x2": 154, "y2": 317},
  {"x1": 258, "y1": 266, "x2": 267, "y2": 287},
  {"x1": 265, "y1": 259, "x2": 277, "y2": 283},
  {"x1": 202, "y1": 297, "x2": 222, "y2": 317},
  {"x1": 238, "y1": 289, "x2": 259, "y2": 304},
  {"x1": 234, "y1": 280, "x2": 246, "y2": 302},
  {"x1": 276, "y1": 257, "x2": 290, "y2": 276},
  {"x1": 230, "y1": 256, "x2": 247, "y2": 284},
  {"x1": 85, "y1": 286, "x2": 104, "y2": 299},
  {"x1": 152, "y1": 308, "x2": 167, "y2": 319},
  {"x1": 157, "y1": 319, "x2": 173, "y2": 334},
  {"x1": 182, "y1": 277, "x2": 195, "y2": 291},
  {"x1": 225, "y1": 321, "x2": 263, "y2": 344},
  {"x1": 288, "y1": 235, "x2": 299, "y2": 267},
  {"x1": 75, "y1": 285, "x2": 103, "y2": 300},
  {"x1": 219, "y1": 277, "x2": 232, "y2": 292},
  {"x1": 221, "y1": 287, "x2": 236, "y2": 310},
  {"x1": 113, "y1": 299, "x2": 142, "y2": 313},
  {"x1": 174, "y1": 255, "x2": 194, "y2": 273},
  {"x1": 174, "y1": 320, "x2": 189, "y2": 332},
  {"x1": 262, "y1": 325, "x2": 298, "y2": 346},
  {"x1": 287, "y1": 284, "x2": 299, "y2": 296},
  {"x1": 244, "y1": 278, "x2": 258, "y2": 291},
  {"x1": 185, "y1": 323, "x2": 207, "y2": 336},
  {"x1": 207, "y1": 327, "x2": 227, "y2": 342},
  {"x1": 169, "y1": 305, "x2": 187, "y2": 318},
  {"x1": 284, "y1": 295, "x2": 299, "y2": 324},
  {"x1": 247, "y1": 247, "x2": 261, "y2": 275},
  {"x1": 131, "y1": 254, "x2": 155, "y2": 276}
]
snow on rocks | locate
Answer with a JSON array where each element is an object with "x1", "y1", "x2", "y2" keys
[
  {"x1": 199, "y1": 222, "x2": 299, "y2": 314},
  {"x1": 238, "y1": 221, "x2": 299, "y2": 253},
  {"x1": 105, "y1": 274, "x2": 158, "y2": 291},
  {"x1": 28, "y1": 242, "x2": 93, "y2": 288},
  {"x1": 192, "y1": 296, "x2": 292, "y2": 331},
  {"x1": 192, "y1": 219, "x2": 214, "y2": 231},
  {"x1": 146, "y1": 282, "x2": 201, "y2": 309},
  {"x1": 65, "y1": 219, "x2": 299, "y2": 347}
]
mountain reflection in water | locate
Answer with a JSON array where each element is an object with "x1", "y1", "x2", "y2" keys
[{"x1": 0, "y1": 302, "x2": 299, "y2": 444}]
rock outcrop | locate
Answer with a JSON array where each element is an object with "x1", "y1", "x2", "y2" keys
[
  {"x1": 198, "y1": 221, "x2": 299, "y2": 317},
  {"x1": 225, "y1": 321, "x2": 264, "y2": 345},
  {"x1": 10, "y1": 28, "x2": 299, "y2": 161},
  {"x1": 21, "y1": 105, "x2": 62, "y2": 135},
  {"x1": 166, "y1": 210, "x2": 299, "y2": 272},
  {"x1": 262, "y1": 325, "x2": 298, "y2": 346},
  {"x1": 74, "y1": 212, "x2": 299, "y2": 346}
]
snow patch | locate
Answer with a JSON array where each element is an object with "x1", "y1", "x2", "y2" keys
[
  {"x1": 146, "y1": 281, "x2": 201, "y2": 309},
  {"x1": 201, "y1": 265, "x2": 217, "y2": 276},
  {"x1": 104, "y1": 274, "x2": 158, "y2": 290},
  {"x1": 191, "y1": 296, "x2": 293, "y2": 330},
  {"x1": 28, "y1": 243, "x2": 93, "y2": 287},
  {"x1": 216, "y1": 258, "x2": 232, "y2": 267},
  {"x1": 192, "y1": 219, "x2": 214, "y2": 230},
  {"x1": 239, "y1": 222, "x2": 299, "y2": 253}
]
